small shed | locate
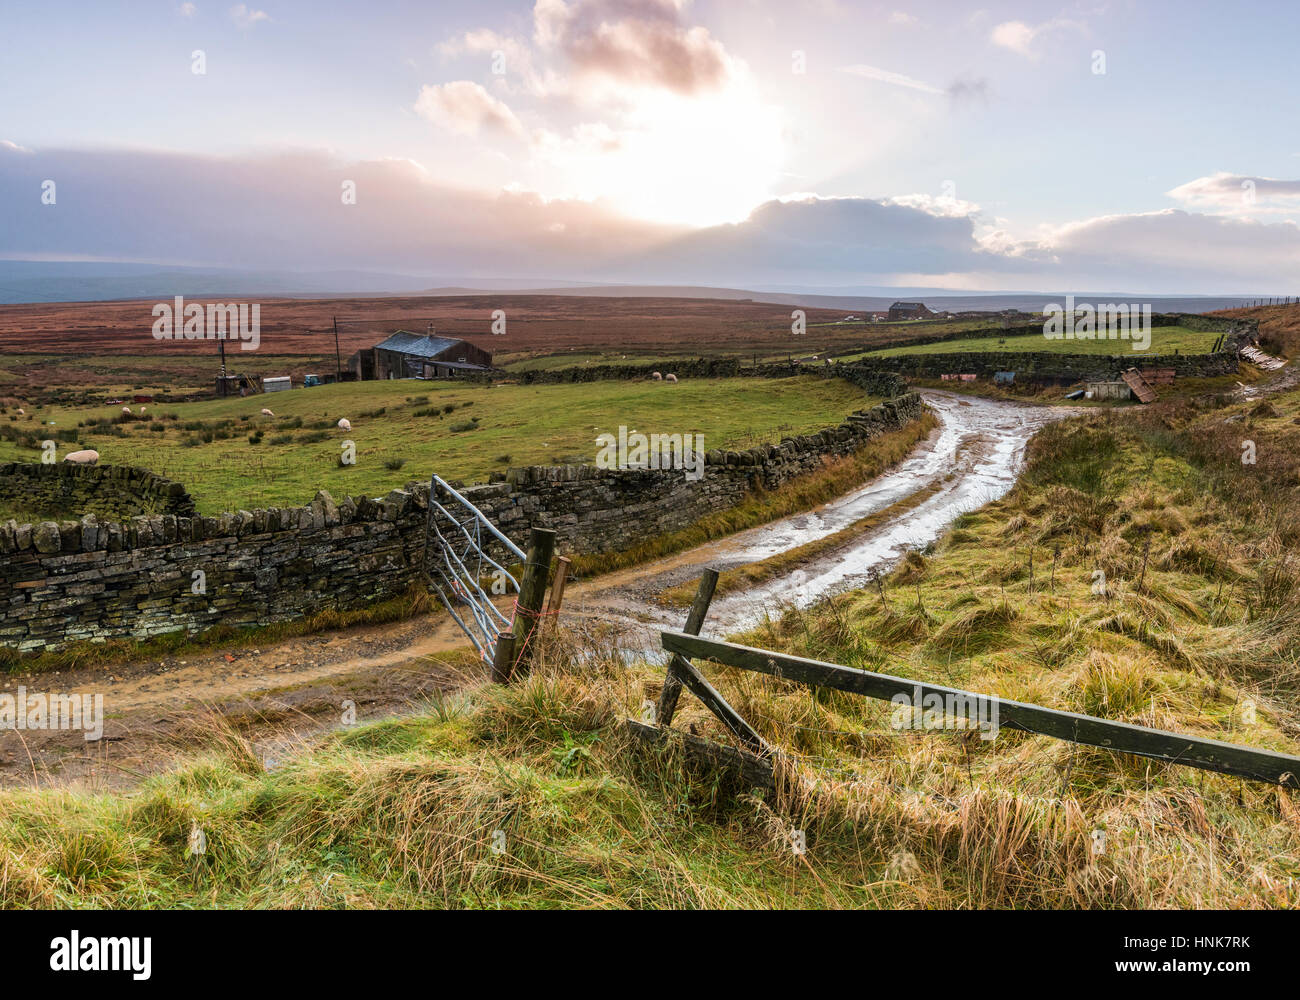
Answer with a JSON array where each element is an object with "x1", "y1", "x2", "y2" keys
[{"x1": 1086, "y1": 381, "x2": 1132, "y2": 401}]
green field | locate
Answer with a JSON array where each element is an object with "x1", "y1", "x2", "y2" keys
[
  {"x1": 0, "y1": 376, "x2": 874, "y2": 514},
  {"x1": 854, "y1": 325, "x2": 1220, "y2": 359}
]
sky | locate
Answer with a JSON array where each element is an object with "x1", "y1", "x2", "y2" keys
[{"x1": 2, "y1": 0, "x2": 1299, "y2": 293}]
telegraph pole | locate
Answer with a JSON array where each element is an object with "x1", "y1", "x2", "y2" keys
[
  {"x1": 333, "y1": 316, "x2": 343, "y2": 380},
  {"x1": 217, "y1": 335, "x2": 227, "y2": 395}
]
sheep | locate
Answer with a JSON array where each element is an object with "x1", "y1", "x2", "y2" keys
[
  {"x1": 664, "y1": 373, "x2": 678, "y2": 383},
  {"x1": 15, "y1": 408, "x2": 23, "y2": 415},
  {"x1": 651, "y1": 371, "x2": 662, "y2": 381},
  {"x1": 261, "y1": 407, "x2": 275, "y2": 417},
  {"x1": 138, "y1": 406, "x2": 146, "y2": 414},
  {"x1": 63, "y1": 449, "x2": 99, "y2": 465},
  {"x1": 337, "y1": 418, "x2": 352, "y2": 431},
  {"x1": 121, "y1": 406, "x2": 131, "y2": 415}
]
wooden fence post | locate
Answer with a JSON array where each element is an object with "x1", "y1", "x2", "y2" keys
[
  {"x1": 656, "y1": 567, "x2": 719, "y2": 727},
  {"x1": 545, "y1": 556, "x2": 571, "y2": 617},
  {"x1": 491, "y1": 631, "x2": 516, "y2": 684},
  {"x1": 512, "y1": 527, "x2": 557, "y2": 676}
]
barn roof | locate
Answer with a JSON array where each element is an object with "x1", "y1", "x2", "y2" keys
[
  {"x1": 373, "y1": 331, "x2": 467, "y2": 358},
  {"x1": 889, "y1": 301, "x2": 926, "y2": 310}
]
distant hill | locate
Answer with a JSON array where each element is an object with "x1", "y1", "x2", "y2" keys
[{"x1": 0, "y1": 260, "x2": 1275, "y2": 314}]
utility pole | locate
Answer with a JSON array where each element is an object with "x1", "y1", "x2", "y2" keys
[{"x1": 333, "y1": 316, "x2": 343, "y2": 381}]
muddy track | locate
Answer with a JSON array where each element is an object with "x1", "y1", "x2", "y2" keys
[
  {"x1": 566, "y1": 391, "x2": 1075, "y2": 645},
  {"x1": 0, "y1": 390, "x2": 1073, "y2": 790}
]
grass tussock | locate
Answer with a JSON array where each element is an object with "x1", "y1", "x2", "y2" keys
[{"x1": 6, "y1": 388, "x2": 1300, "y2": 908}]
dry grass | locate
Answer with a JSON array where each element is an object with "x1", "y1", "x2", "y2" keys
[{"x1": 4, "y1": 388, "x2": 1300, "y2": 909}]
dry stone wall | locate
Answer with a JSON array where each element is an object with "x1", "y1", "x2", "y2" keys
[
  {"x1": 0, "y1": 377, "x2": 923, "y2": 652},
  {"x1": 859, "y1": 349, "x2": 1239, "y2": 383},
  {"x1": 0, "y1": 462, "x2": 196, "y2": 521}
]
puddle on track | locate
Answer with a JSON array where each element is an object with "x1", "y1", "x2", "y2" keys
[{"x1": 576, "y1": 390, "x2": 1078, "y2": 647}]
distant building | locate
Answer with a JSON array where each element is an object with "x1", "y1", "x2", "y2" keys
[
  {"x1": 887, "y1": 301, "x2": 935, "y2": 321},
  {"x1": 349, "y1": 331, "x2": 493, "y2": 380}
]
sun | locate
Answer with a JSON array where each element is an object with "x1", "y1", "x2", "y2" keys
[{"x1": 537, "y1": 84, "x2": 785, "y2": 228}]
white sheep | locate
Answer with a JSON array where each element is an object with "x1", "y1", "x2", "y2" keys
[
  {"x1": 64, "y1": 449, "x2": 100, "y2": 465},
  {"x1": 261, "y1": 407, "x2": 275, "y2": 417},
  {"x1": 337, "y1": 418, "x2": 352, "y2": 431},
  {"x1": 15, "y1": 408, "x2": 24, "y2": 415},
  {"x1": 664, "y1": 373, "x2": 678, "y2": 383},
  {"x1": 138, "y1": 406, "x2": 146, "y2": 414},
  {"x1": 121, "y1": 406, "x2": 131, "y2": 415},
  {"x1": 651, "y1": 371, "x2": 662, "y2": 381}
]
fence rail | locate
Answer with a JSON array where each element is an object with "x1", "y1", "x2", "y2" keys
[{"x1": 660, "y1": 630, "x2": 1300, "y2": 789}]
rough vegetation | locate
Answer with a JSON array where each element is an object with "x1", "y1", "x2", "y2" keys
[{"x1": 5, "y1": 382, "x2": 1300, "y2": 908}]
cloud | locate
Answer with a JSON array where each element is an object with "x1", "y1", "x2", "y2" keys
[
  {"x1": 440, "y1": 29, "x2": 543, "y2": 92},
  {"x1": 532, "y1": 0, "x2": 733, "y2": 96},
  {"x1": 889, "y1": 11, "x2": 920, "y2": 26},
  {"x1": 414, "y1": 81, "x2": 527, "y2": 140},
  {"x1": 990, "y1": 17, "x2": 1085, "y2": 58},
  {"x1": 839, "y1": 63, "x2": 942, "y2": 95},
  {"x1": 425, "y1": 0, "x2": 777, "y2": 226},
  {"x1": 840, "y1": 65, "x2": 988, "y2": 106},
  {"x1": 5, "y1": 144, "x2": 1296, "y2": 292},
  {"x1": 946, "y1": 74, "x2": 989, "y2": 104},
  {"x1": 0, "y1": 144, "x2": 677, "y2": 275},
  {"x1": 179, "y1": 2, "x2": 198, "y2": 16},
  {"x1": 230, "y1": 4, "x2": 269, "y2": 28},
  {"x1": 1167, "y1": 172, "x2": 1300, "y2": 211},
  {"x1": 889, "y1": 192, "x2": 983, "y2": 218},
  {"x1": 1026, "y1": 209, "x2": 1300, "y2": 289},
  {"x1": 990, "y1": 21, "x2": 1035, "y2": 55},
  {"x1": 629, "y1": 195, "x2": 998, "y2": 284}
]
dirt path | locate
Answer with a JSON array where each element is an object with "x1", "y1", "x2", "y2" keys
[
  {"x1": 562, "y1": 390, "x2": 1075, "y2": 647},
  {"x1": 0, "y1": 611, "x2": 479, "y2": 789},
  {"x1": 0, "y1": 390, "x2": 1070, "y2": 790}
]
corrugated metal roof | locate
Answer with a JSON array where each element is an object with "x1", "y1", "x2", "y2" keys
[
  {"x1": 374, "y1": 331, "x2": 466, "y2": 358},
  {"x1": 1121, "y1": 368, "x2": 1158, "y2": 403}
]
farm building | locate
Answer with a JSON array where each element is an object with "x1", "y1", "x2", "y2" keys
[
  {"x1": 1087, "y1": 381, "x2": 1132, "y2": 401},
  {"x1": 887, "y1": 301, "x2": 935, "y2": 321},
  {"x1": 348, "y1": 331, "x2": 493, "y2": 380}
]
